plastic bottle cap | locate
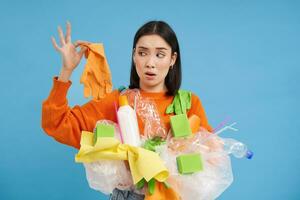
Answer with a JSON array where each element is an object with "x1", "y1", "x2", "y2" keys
[
  {"x1": 119, "y1": 95, "x2": 129, "y2": 107},
  {"x1": 246, "y1": 150, "x2": 254, "y2": 159}
]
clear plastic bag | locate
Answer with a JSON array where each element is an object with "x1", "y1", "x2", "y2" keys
[
  {"x1": 157, "y1": 129, "x2": 233, "y2": 200},
  {"x1": 84, "y1": 120, "x2": 133, "y2": 195},
  {"x1": 82, "y1": 102, "x2": 235, "y2": 198},
  {"x1": 121, "y1": 89, "x2": 168, "y2": 139},
  {"x1": 84, "y1": 160, "x2": 133, "y2": 195}
]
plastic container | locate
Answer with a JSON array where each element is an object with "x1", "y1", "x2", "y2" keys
[
  {"x1": 117, "y1": 95, "x2": 141, "y2": 146},
  {"x1": 222, "y1": 138, "x2": 253, "y2": 159}
]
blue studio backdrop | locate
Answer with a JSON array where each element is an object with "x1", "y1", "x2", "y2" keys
[{"x1": 0, "y1": 0, "x2": 299, "y2": 199}]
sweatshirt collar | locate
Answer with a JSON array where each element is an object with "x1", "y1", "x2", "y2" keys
[{"x1": 139, "y1": 89, "x2": 171, "y2": 100}]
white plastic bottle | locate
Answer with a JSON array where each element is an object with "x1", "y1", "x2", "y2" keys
[
  {"x1": 222, "y1": 138, "x2": 253, "y2": 159},
  {"x1": 117, "y1": 95, "x2": 141, "y2": 146}
]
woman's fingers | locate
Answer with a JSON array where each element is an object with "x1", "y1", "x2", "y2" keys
[
  {"x1": 73, "y1": 40, "x2": 91, "y2": 48},
  {"x1": 57, "y1": 25, "x2": 66, "y2": 46},
  {"x1": 73, "y1": 41, "x2": 80, "y2": 48},
  {"x1": 73, "y1": 40, "x2": 92, "y2": 49},
  {"x1": 78, "y1": 46, "x2": 88, "y2": 57},
  {"x1": 51, "y1": 36, "x2": 61, "y2": 52},
  {"x1": 65, "y1": 21, "x2": 72, "y2": 43},
  {"x1": 75, "y1": 40, "x2": 92, "y2": 45}
]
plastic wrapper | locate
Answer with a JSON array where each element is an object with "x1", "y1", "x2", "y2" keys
[
  {"x1": 84, "y1": 160, "x2": 133, "y2": 195},
  {"x1": 156, "y1": 128, "x2": 233, "y2": 200},
  {"x1": 84, "y1": 120, "x2": 134, "y2": 195},
  {"x1": 80, "y1": 89, "x2": 235, "y2": 198},
  {"x1": 82, "y1": 121, "x2": 234, "y2": 198},
  {"x1": 121, "y1": 89, "x2": 168, "y2": 139}
]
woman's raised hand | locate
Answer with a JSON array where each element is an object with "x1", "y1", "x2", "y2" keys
[{"x1": 52, "y1": 22, "x2": 91, "y2": 81}]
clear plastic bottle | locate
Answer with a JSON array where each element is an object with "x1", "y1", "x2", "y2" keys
[
  {"x1": 222, "y1": 138, "x2": 253, "y2": 159},
  {"x1": 117, "y1": 95, "x2": 141, "y2": 146}
]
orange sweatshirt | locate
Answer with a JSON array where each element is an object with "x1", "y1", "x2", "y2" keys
[
  {"x1": 42, "y1": 77, "x2": 212, "y2": 149},
  {"x1": 41, "y1": 76, "x2": 212, "y2": 199}
]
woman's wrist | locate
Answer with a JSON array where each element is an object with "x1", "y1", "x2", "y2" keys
[{"x1": 58, "y1": 68, "x2": 73, "y2": 82}]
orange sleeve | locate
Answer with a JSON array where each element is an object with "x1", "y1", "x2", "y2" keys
[
  {"x1": 41, "y1": 77, "x2": 119, "y2": 149},
  {"x1": 188, "y1": 93, "x2": 213, "y2": 132}
]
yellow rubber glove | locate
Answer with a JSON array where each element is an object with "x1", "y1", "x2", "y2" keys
[{"x1": 79, "y1": 43, "x2": 113, "y2": 100}]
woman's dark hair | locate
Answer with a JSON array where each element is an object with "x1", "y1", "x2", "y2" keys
[{"x1": 129, "y1": 20, "x2": 182, "y2": 96}]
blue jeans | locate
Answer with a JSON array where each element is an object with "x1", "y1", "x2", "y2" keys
[{"x1": 109, "y1": 188, "x2": 145, "y2": 200}]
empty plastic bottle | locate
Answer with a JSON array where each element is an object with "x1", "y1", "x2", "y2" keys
[
  {"x1": 117, "y1": 95, "x2": 141, "y2": 147},
  {"x1": 222, "y1": 138, "x2": 253, "y2": 159}
]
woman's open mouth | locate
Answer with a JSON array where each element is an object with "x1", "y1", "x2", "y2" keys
[{"x1": 145, "y1": 72, "x2": 156, "y2": 80}]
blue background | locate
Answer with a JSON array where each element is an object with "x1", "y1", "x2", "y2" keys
[{"x1": 0, "y1": 0, "x2": 299, "y2": 199}]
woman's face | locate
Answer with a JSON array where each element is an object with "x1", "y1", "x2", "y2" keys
[{"x1": 133, "y1": 34, "x2": 177, "y2": 92}]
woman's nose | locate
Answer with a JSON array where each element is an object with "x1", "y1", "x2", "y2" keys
[{"x1": 145, "y1": 56, "x2": 156, "y2": 68}]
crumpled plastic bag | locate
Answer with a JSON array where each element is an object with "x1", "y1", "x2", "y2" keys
[
  {"x1": 83, "y1": 120, "x2": 133, "y2": 195},
  {"x1": 121, "y1": 89, "x2": 168, "y2": 139},
  {"x1": 156, "y1": 129, "x2": 233, "y2": 200},
  {"x1": 84, "y1": 160, "x2": 133, "y2": 195},
  {"x1": 82, "y1": 123, "x2": 233, "y2": 199}
]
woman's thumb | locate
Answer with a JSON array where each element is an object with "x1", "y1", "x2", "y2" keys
[{"x1": 79, "y1": 46, "x2": 88, "y2": 58}]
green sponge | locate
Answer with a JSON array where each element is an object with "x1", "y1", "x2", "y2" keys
[
  {"x1": 94, "y1": 124, "x2": 115, "y2": 143},
  {"x1": 170, "y1": 114, "x2": 192, "y2": 138},
  {"x1": 176, "y1": 153, "x2": 203, "y2": 174}
]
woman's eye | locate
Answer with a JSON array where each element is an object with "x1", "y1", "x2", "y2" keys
[
  {"x1": 157, "y1": 53, "x2": 165, "y2": 58},
  {"x1": 138, "y1": 52, "x2": 146, "y2": 56}
]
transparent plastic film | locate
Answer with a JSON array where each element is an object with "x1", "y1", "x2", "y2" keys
[
  {"x1": 121, "y1": 89, "x2": 168, "y2": 139},
  {"x1": 157, "y1": 129, "x2": 234, "y2": 200},
  {"x1": 84, "y1": 120, "x2": 133, "y2": 194}
]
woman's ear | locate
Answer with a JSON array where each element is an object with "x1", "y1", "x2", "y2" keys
[{"x1": 171, "y1": 52, "x2": 177, "y2": 66}]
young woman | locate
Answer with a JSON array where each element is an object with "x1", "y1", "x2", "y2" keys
[{"x1": 42, "y1": 20, "x2": 212, "y2": 200}]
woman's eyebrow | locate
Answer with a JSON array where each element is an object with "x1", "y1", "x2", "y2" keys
[
  {"x1": 156, "y1": 47, "x2": 168, "y2": 50},
  {"x1": 137, "y1": 46, "x2": 168, "y2": 50},
  {"x1": 137, "y1": 46, "x2": 148, "y2": 50}
]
